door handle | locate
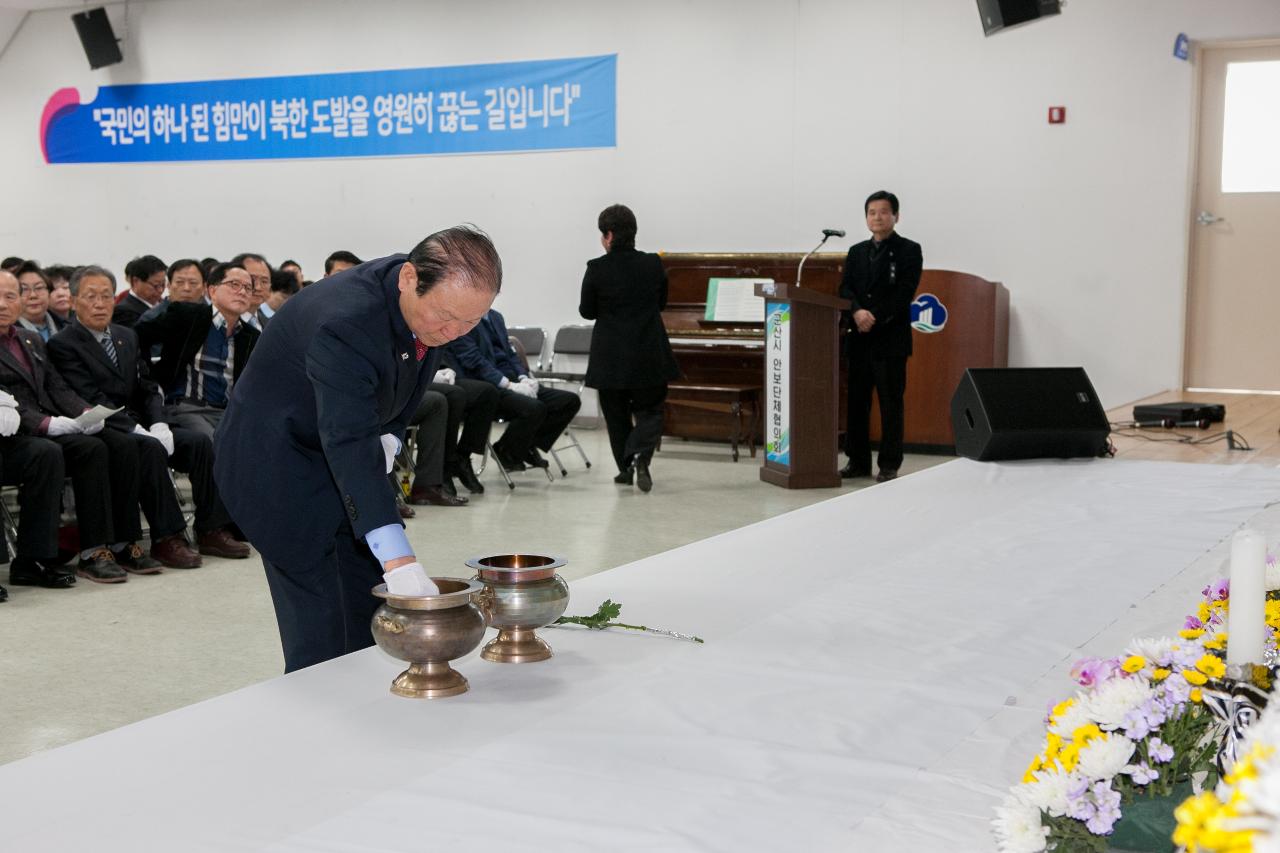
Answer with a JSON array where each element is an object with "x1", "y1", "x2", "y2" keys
[{"x1": 1196, "y1": 211, "x2": 1224, "y2": 226}]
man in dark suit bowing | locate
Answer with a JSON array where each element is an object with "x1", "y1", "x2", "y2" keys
[
  {"x1": 49, "y1": 265, "x2": 241, "y2": 568},
  {"x1": 214, "y1": 226, "x2": 503, "y2": 672},
  {"x1": 839, "y1": 190, "x2": 923, "y2": 483}
]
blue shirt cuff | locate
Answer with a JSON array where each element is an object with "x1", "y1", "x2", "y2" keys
[{"x1": 366, "y1": 524, "x2": 413, "y2": 564}]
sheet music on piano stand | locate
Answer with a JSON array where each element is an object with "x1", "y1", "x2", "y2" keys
[{"x1": 704, "y1": 277, "x2": 771, "y2": 323}]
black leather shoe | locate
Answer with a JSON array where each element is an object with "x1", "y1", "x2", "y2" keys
[
  {"x1": 0, "y1": 582, "x2": 7, "y2": 602},
  {"x1": 441, "y1": 477, "x2": 458, "y2": 498},
  {"x1": 77, "y1": 549, "x2": 127, "y2": 584},
  {"x1": 408, "y1": 485, "x2": 469, "y2": 507},
  {"x1": 875, "y1": 469, "x2": 899, "y2": 483},
  {"x1": 9, "y1": 557, "x2": 77, "y2": 589},
  {"x1": 115, "y1": 543, "x2": 164, "y2": 575},
  {"x1": 524, "y1": 448, "x2": 550, "y2": 469},
  {"x1": 454, "y1": 457, "x2": 485, "y2": 494},
  {"x1": 635, "y1": 459, "x2": 653, "y2": 493},
  {"x1": 493, "y1": 444, "x2": 527, "y2": 472},
  {"x1": 613, "y1": 469, "x2": 634, "y2": 485},
  {"x1": 839, "y1": 463, "x2": 872, "y2": 479}
]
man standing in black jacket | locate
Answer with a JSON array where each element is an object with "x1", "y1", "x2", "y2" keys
[{"x1": 839, "y1": 190, "x2": 923, "y2": 483}]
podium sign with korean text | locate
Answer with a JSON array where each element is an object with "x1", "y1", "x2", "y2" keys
[
  {"x1": 40, "y1": 54, "x2": 616, "y2": 164},
  {"x1": 765, "y1": 300, "x2": 791, "y2": 466}
]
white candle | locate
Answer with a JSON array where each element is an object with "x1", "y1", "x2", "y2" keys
[{"x1": 1226, "y1": 528, "x2": 1267, "y2": 668}]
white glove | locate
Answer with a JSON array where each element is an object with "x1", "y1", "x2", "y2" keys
[
  {"x1": 511, "y1": 379, "x2": 538, "y2": 399},
  {"x1": 521, "y1": 375, "x2": 540, "y2": 392},
  {"x1": 0, "y1": 390, "x2": 17, "y2": 409},
  {"x1": 380, "y1": 433, "x2": 400, "y2": 474},
  {"x1": 148, "y1": 422, "x2": 175, "y2": 456},
  {"x1": 0, "y1": 407, "x2": 18, "y2": 437},
  {"x1": 83, "y1": 418, "x2": 104, "y2": 435},
  {"x1": 46, "y1": 416, "x2": 82, "y2": 437},
  {"x1": 432, "y1": 367, "x2": 456, "y2": 385},
  {"x1": 383, "y1": 561, "x2": 440, "y2": 596}
]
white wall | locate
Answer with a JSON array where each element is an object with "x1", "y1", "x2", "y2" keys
[{"x1": 1, "y1": 0, "x2": 1278, "y2": 407}]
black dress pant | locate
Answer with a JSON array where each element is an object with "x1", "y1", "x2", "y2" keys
[
  {"x1": 169, "y1": 426, "x2": 232, "y2": 533},
  {"x1": 120, "y1": 429, "x2": 187, "y2": 541},
  {"x1": 598, "y1": 385, "x2": 667, "y2": 473},
  {"x1": 0, "y1": 436, "x2": 64, "y2": 561},
  {"x1": 845, "y1": 352, "x2": 908, "y2": 474},
  {"x1": 409, "y1": 390, "x2": 448, "y2": 486},
  {"x1": 261, "y1": 522, "x2": 384, "y2": 672},
  {"x1": 448, "y1": 378, "x2": 500, "y2": 462},
  {"x1": 53, "y1": 432, "x2": 137, "y2": 550},
  {"x1": 492, "y1": 386, "x2": 581, "y2": 458}
]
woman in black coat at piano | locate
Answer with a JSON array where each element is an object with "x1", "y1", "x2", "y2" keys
[{"x1": 579, "y1": 204, "x2": 680, "y2": 493}]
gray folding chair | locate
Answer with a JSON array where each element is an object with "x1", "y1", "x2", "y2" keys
[
  {"x1": 507, "y1": 326, "x2": 547, "y2": 372},
  {"x1": 537, "y1": 324, "x2": 594, "y2": 475}
]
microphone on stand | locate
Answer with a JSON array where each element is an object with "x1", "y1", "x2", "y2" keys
[{"x1": 797, "y1": 228, "x2": 845, "y2": 287}]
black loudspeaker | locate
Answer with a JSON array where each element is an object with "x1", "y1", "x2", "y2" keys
[
  {"x1": 72, "y1": 8, "x2": 123, "y2": 70},
  {"x1": 976, "y1": 0, "x2": 1062, "y2": 36},
  {"x1": 950, "y1": 368, "x2": 1110, "y2": 461}
]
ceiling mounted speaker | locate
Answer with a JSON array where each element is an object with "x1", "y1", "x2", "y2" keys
[
  {"x1": 72, "y1": 8, "x2": 123, "y2": 70},
  {"x1": 976, "y1": 0, "x2": 1062, "y2": 36}
]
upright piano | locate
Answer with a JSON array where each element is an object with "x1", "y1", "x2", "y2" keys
[{"x1": 659, "y1": 252, "x2": 1008, "y2": 453}]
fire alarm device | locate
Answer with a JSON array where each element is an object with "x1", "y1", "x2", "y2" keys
[{"x1": 1048, "y1": 106, "x2": 1066, "y2": 124}]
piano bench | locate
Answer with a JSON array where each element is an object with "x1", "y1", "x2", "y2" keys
[{"x1": 664, "y1": 382, "x2": 761, "y2": 462}]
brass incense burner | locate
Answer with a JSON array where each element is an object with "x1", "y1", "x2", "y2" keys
[
  {"x1": 467, "y1": 554, "x2": 570, "y2": 663},
  {"x1": 371, "y1": 578, "x2": 490, "y2": 698}
]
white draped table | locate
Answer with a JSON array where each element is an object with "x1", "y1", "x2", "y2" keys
[{"x1": 3, "y1": 458, "x2": 1279, "y2": 852}]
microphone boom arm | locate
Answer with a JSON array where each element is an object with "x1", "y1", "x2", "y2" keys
[{"x1": 796, "y1": 234, "x2": 831, "y2": 288}]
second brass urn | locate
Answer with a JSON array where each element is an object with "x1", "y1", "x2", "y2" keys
[
  {"x1": 371, "y1": 578, "x2": 490, "y2": 698},
  {"x1": 468, "y1": 554, "x2": 569, "y2": 663}
]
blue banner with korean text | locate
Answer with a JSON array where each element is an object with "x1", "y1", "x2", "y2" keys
[{"x1": 40, "y1": 54, "x2": 616, "y2": 164}]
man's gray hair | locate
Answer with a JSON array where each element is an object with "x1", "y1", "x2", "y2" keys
[
  {"x1": 407, "y1": 225, "x2": 503, "y2": 297},
  {"x1": 69, "y1": 265, "x2": 117, "y2": 297}
]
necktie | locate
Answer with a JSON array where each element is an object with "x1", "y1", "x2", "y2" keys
[
  {"x1": 415, "y1": 339, "x2": 428, "y2": 361},
  {"x1": 101, "y1": 333, "x2": 120, "y2": 369}
]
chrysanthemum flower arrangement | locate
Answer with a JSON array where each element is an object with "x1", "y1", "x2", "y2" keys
[{"x1": 994, "y1": 553, "x2": 1280, "y2": 852}]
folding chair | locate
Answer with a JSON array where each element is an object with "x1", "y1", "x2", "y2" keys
[
  {"x1": 506, "y1": 326, "x2": 547, "y2": 372},
  {"x1": 536, "y1": 325, "x2": 594, "y2": 475}
]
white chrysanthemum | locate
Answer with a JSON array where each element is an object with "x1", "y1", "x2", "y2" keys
[
  {"x1": 1076, "y1": 734, "x2": 1136, "y2": 781},
  {"x1": 1081, "y1": 676, "x2": 1155, "y2": 730},
  {"x1": 1124, "y1": 636, "x2": 1180, "y2": 666},
  {"x1": 1016, "y1": 768, "x2": 1079, "y2": 818},
  {"x1": 1266, "y1": 559, "x2": 1280, "y2": 592},
  {"x1": 1049, "y1": 697, "x2": 1093, "y2": 738},
  {"x1": 992, "y1": 796, "x2": 1049, "y2": 853}
]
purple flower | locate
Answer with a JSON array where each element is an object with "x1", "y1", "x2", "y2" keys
[
  {"x1": 1149, "y1": 738, "x2": 1174, "y2": 764},
  {"x1": 1128, "y1": 763, "x2": 1159, "y2": 785},
  {"x1": 1202, "y1": 578, "x2": 1230, "y2": 601},
  {"x1": 1085, "y1": 783, "x2": 1123, "y2": 835},
  {"x1": 1071, "y1": 656, "x2": 1120, "y2": 688},
  {"x1": 1184, "y1": 615, "x2": 1204, "y2": 630}
]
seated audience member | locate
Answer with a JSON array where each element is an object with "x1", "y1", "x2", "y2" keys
[
  {"x1": 134, "y1": 262, "x2": 259, "y2": 442},
  {"x1": 199, "y1": 257, "x2": 219, "y2": 279},
  {"x1": 43, "y1": 264, "x2": 75, "y2": 323},
  {"x1": 0, "y1": 269, "x2": 155, "y2": 583},
  {"x1": 323, "y1": 250, "x2": 362, "y2": 277},
  {"x1": 404, "y1": 385, "x2": 467, "y2": 507},
  {"x1": 230, "y1": 253, "x2": 272, "y2": 330},
  {"x1": 445, "y1": 308, "x2": 580, "y2": 471},
  {"x1": 415, "y1": 365, "x2": 497, "y2": 496},
  {"x1": 114, "y1": 255, "x2": 168, "y2": 328},
  {"x1": 261, "y1": 267, "x2": 299, "y2": 324},
  {"x1": 51, "y1": 266, "x2": 247, "y2": 562},
  {"x1": 279, "y1": 259, "x2": 306, "y2": 287},
  {"x1": 166, "y1": 258, "x2": 207, "y2": 305},
  {"x1": 0, "y1": 388, "x2": 73, "y2": 599},
  {"x1": 14, "y1": 262, "x2": 67, "y2": 341}
]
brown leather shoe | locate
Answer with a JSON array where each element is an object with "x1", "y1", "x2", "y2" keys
[
  {"x1": 875, "y1": 469, "x2": 899, "y2": 483},
  {"x1": 408, "y1": 485, "x2": 469, "y2": 507},
  {"x1": 398, "y1": 502, "x2": 416, "y2": 519},
  {"x1": 151, "y1": 534, "x2": 202, "y2": 569},
  {"x1": 197, "y1": 527, "x2": 251, "y2": 559}
]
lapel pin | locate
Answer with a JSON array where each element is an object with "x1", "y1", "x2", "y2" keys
[{"x1": 401, "y1": 352, "x2": 409, "y2": 361}]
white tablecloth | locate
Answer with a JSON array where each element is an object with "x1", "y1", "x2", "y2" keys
[{"x1": 3, "y1": 458, "x2": 1278, "y2": 852}]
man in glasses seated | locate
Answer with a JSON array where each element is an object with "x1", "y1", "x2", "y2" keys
[
  {"x1": 113, "y1": 255, "x2": 168, "y2": 329},
  {"x1": 230, "y1": 253, "x2": 273, "y2": 331},
  {"x1": 135, "y1": 262, "x2": 259, "y2": 439}
]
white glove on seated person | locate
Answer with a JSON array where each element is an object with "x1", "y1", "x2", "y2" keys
[
  {"x1": 145, "y1": 422, "x2": 176, "y2": 456},
  {"x1": 380, "y1": 433, "x2": 400, "y2": 474},
  {"x1": 510, "y1": 378, "x2": 538, "y2": 399},
  {"x1": 432, "y1": 367, "x2": 456, "y2": 385},
  {"x1": 383, "y1": 561, "x2": 440, "y2": 596},
  {"x1": 0, "y1": 390, "x2": 17, "y2": 409},
  {"x1": 46, "y1": 416, "x2": 82, "y2": 437},
  {"x1": 0, "y1": 407, "x2": 18, "y2": 437},
  {"x1": 520, "y1": 375, "x2": 540, "y2": 392}
]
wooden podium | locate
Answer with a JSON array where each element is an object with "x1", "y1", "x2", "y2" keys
[{"x1": 756, "y1": 282, "x2": 850, "y2": 489}]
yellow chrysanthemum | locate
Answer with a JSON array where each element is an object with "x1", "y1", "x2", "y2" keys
[
  {"x1": 1183, "y1": 669, "x2": 1209, "y2": 686},
  {"x1": 1071, "y1": 723, "x2": 1103, "y2": 745},
  {"x1": 1196, "y1": 655, "x2": 1227, "y2": 679},
  {"x1": 1152, "y1": 668, "x2": 1172, "y2": 681},
  {"x1": 1173, "y1": 791, "x2": 1222, "y2": 850},
  {"x1": 1190, "y1": 688, "x2": 1203, "y2": 703},
  {"x1": 1197, "y1": 601, "x2": 1211, "y2": 620},
  {"x1": 1121, "y1": 655, "x2": 1147, "y2": 673},
  {"x1": 1023, "y1": 755, "x2": 1042, "y2": 783},
  {"x1": 1180, "y1": 628, "x2": 1206, "y2": 640},
  {"x1": 1203, "y1": 635, "x2": 1226, "y2": 651},
  {"x1": 1049, "y1": 698, "x2": 1075, "y2": 723},
  {"x1": 1057, "y1": 742, "x2": 1082, "y2": 771}
]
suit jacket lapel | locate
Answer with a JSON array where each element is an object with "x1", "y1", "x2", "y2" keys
[
  {"x1": 113, "y1": 327, "x2": 136, "y2": 383},
  {"x1": 76, "y1": 323, "x2": 121, "y2": 376},
  {"x1": 0, "y1": 337, "x2": 36, "y2": 391}
]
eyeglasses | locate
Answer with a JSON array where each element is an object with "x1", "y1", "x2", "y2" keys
[
  {"x1": 19, "y1": 284, "x2": 48, "y2": 295},
  {"x1": 215, "y1": 281, "x2": 254, "y2": 295}
]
